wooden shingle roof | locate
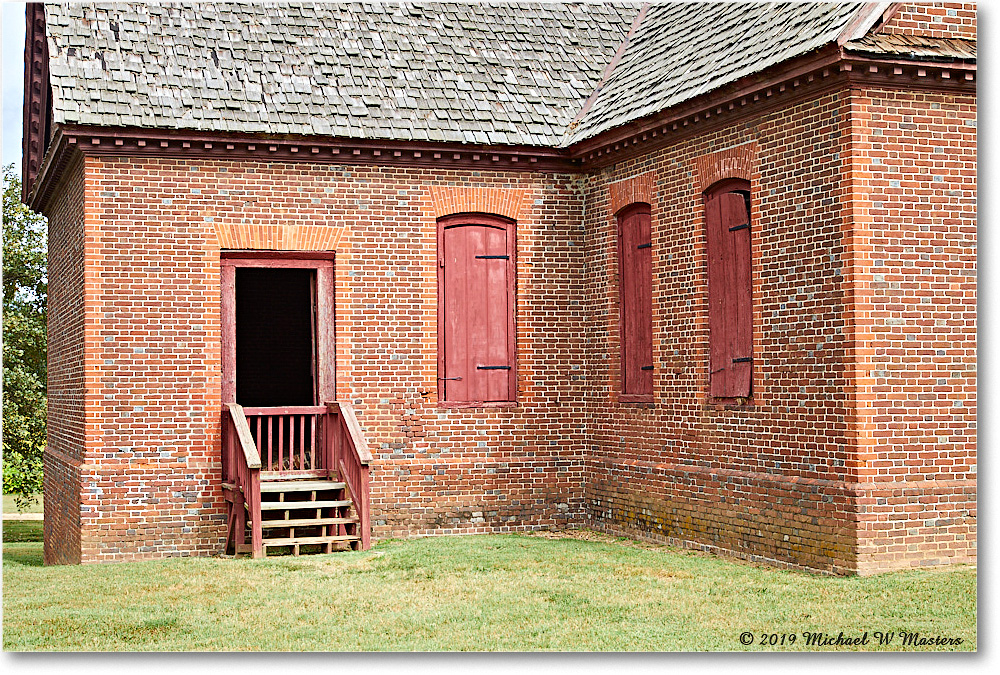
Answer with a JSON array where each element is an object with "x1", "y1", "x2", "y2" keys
[
  {"x1": 43, "y1": 2, "x2": 639, "y2": 147},
  {"x1": 843, "y1": 33, "x2": 976, "y2": 62},
  {"x1": 40, "y1": 2, "x2": 973, "y2": 152},
  {"x1": 563, "y1": 2, "x2": 864, "y2": 145}
]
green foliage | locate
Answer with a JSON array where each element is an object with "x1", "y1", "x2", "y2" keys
[{"x1": 3, "y1": 164, "x2": 47, "y2": 509}]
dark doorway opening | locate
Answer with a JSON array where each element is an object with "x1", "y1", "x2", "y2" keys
[{"x1": 235, "y1": 267, "x2": 316, "y2": 406}]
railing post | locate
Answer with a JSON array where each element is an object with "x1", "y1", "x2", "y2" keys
[
  {"x1": 248, "y1": 469, "x2": 262, "y2": 559},
  {"x1": 360, "y1": 464, "x2": 371, "y2": 550}
]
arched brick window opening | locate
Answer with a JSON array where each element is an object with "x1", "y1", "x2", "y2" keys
[
  {"x1": 437, "y1": 213, "x2": 516, "y2": 406},
  {"x1": 617, "y1": 202, "x2": 653, "y2": 402},
  {"x1": 704, "y1": 179, "x2": 752, "y2": 398}
]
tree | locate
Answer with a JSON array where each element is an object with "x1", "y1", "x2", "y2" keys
[{"x1": 3, "y1": 163, "x2": 47, "y2": 510}]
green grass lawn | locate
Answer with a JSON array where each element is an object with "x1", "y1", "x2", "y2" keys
[
  {"x1": 3, "y1": 493, "x2": 43, "y2": 514},
  {"x1": 2, "y1": 522, "x2": 976, "y2": 651}
]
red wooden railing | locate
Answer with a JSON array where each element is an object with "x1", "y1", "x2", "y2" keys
[
  {"x1": 243, "y1": 406, "x2": 328, "y2": 476},
  {"x1": 326, "y1": 401, "x2": 373, "y2": 550},
  {"x1": 222, "y1": 401, "x2": 372, "y2": 554},
  {"x1": 221, "y1": 403, "x2": 263, "y2": 558}
]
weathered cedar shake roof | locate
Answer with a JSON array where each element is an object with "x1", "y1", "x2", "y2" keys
[
  {"x1": 43, "y1": 2, "x2": 639, "y2": 146},
  {"x1": 843, "y1": 33, "x2": 977, "y2": 62},
  {"x1": 42, "y1": 2, "x2": 912, "y2": 149},
  {"x1": 563, "y1": 2, "x2": 863, "y2": 145}
]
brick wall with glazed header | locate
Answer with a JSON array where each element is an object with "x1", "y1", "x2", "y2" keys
[
  {"x1": 581, "y1": 89, "x2": 861, "y2": 574},
  {"x1": 37, "y1": 2, "x2": 974, "y2": 570},
  {"x1": 43, "y1": 157, "x2": 590, "y2": 562},
  {"x1": 850, "y1": 86, "x2": 976, "y2": 573},
  {"x1": 880, "y1": 1, "x2": 976, "y2": 40},
  {"x1": 43, "y1": 155, "x2": 86, "y2": 565},
  {"x1": 579, "y1": 80, "x2": 976, "y2": 574}
]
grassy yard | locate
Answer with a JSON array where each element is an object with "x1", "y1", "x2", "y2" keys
[{"x1": 3, "y1": 521, "x2": 976, "y2": 651}]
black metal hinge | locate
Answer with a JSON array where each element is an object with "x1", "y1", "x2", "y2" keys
[
  {"x1": 729, "y1": 223, "x2": 749, "y2": 232},
  {"x1": 732, "y1": 357, "x2": 752, "y2": 364},
  {"x1": 477, "y1": 365, "x2": 512, "y2": 370},
  {"x1": 637, "y1": 243, "x2": 651, "y2": 249},
  {"x1": 476, "y1": 255, "x2": 509, "y2": 260},
  {"x1": 640, "y1": 365, "x2": 654, "y2": 371},
  {"x1": 438, "y1": 376, "x2": 463, "y2": 381}
]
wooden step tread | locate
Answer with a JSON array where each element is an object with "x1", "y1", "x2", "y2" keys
[
  {"x1": 260, "y1": 499, "x2": 352, "y2": 510},
  {"x1": 260, "y1": 480, "x2": 346, "y2": 493},
  {"x1": 263, "y1": 534, "x2": 360, "y2": 546},
  {"x1": 261, "y1": 516, "x2": 359, "y2": 529}
]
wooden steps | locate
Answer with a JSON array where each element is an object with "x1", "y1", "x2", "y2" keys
[
  {"x1": 261, "y1": 480, "x2": 346, "y2": 493},
  {"x1": 261, "y1": 516, "x2": 358, "y2": 529},
  {"x1": 263, "y1": 534, "x2": 359, "y2": 547},
  {"x1": 247, "y1": 476, "x2": 361, "y2": 557},
  {"x1": 260, "y1": 499, "x2": 351, "y2": 510}
]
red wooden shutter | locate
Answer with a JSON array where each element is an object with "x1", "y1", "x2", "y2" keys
[
  {"x1": 619, "y1": 204, "x2": 653, "y2": 398},
  {"x1": 440, "y1": 217, "x2": 515, "y2": 403},
  {"x1": 706, "y1": 190, "x2": 752, "y2": 397}
]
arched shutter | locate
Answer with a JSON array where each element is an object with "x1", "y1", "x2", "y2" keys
[
  {"x1": 706, "y1": 191, "x2": 752, "y2": 397},
  {"x1": 439, "y1": 218, "x2": 515, "y2": 403},
  {"x1": 619, "y1": 204, "x2": 653, "y2": 399}
]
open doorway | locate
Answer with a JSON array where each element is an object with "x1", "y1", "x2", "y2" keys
[{"x1": 235, "y1": 267, "x2": 316, "y2": 406}]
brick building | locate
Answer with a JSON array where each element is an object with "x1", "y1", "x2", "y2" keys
[{"x1": 23, "y1": 2, "x2": 976, "y2": 574}]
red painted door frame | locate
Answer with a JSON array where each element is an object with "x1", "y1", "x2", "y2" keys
[{"x1": 220, "y1": 252, "x2": 336, "y2": 405}]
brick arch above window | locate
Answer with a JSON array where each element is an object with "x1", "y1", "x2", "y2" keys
[
  {"x1": 694, "y1": 143, "x2": 758, "y2": 194},
  {"x1": 428, "y1": 186, "x2": 529, "y2": 221},
  {"x1": 609, "y1": 171, "x2": 656, "y2": 215},
  {"x1": 214, "y1": 223, "x2": 346, "y2": 251}
]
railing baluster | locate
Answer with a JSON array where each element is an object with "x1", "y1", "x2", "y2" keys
[
  {"x1": 267, "y1": 415, "x2": 273, "y2": 473},
  {"x1": 278, "y1": 415, "x2": 284, "y2": 472},
  {"x1": 255, "y1": 415, "x2": 262, "y2": 462},
  {"x1": 309, "y1": 414, "x2": 316, "y2": 471},
  {"x1": 299, "y1": 415, "x2": 305, "y2": 471}
]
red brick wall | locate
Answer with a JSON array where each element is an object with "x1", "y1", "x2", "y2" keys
[
  {"x1": 74, "y1": 156, "x2": 226, "y2": 561},
  {"x1": 581, "y1": 90, "x2": 861, "y2": 573},
  {"x1": 43, "y1": 156, "x2": 85, "y2": 565},
  {"x1": 54, "y1": 158, "x2": 588, "y2": 560},
  {"x1": 849, "y1": 86, "x2": 977, "y2": 574},
  {"x1": 879, "y1": 2, "x2": 976, "y2": 39},
  {"x1": 39, "y1": 82, "x2": 974, "y2": 572}
]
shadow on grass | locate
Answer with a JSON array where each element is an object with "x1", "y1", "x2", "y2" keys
[
  {"x1": 4, "y1": 520, "x2": 44, "y2": 543},
  {"x1": 3, "y1": 521, "x2": 44, "y2": 567},
  {"x1": 3, "y1": 542, "x2": 44, "y2": 567}
]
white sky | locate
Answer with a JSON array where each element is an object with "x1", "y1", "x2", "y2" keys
[{"x1": 2, "y1": 1, "x2": 25, "y2": 170}]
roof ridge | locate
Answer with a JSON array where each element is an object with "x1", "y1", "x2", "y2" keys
[{"x1": 564, "y1": 2, "x2": 650, "y2": 136}]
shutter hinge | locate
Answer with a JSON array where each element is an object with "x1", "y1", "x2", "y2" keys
[
  {"x1": 438, "y1": 376, "x2": 463, "y2": 381},
  {"x1": 475, "y1": 255, "x2": 509, "y2": 260},
  {"x1": 732, "y1": 357, "x2": 752, "y2": 364},
  {"x1": 640, "y1": 365, "x2": 654, "y2": 371},
  {"x1": 728, "y1": 223, "x2": 749, "y2": 232},
  {"x1": 476, "y1": 365, "x2": 512, "y2": 370},
  {"x1": 637, "y1": 243, "x2": 651, "y2": 250}
]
